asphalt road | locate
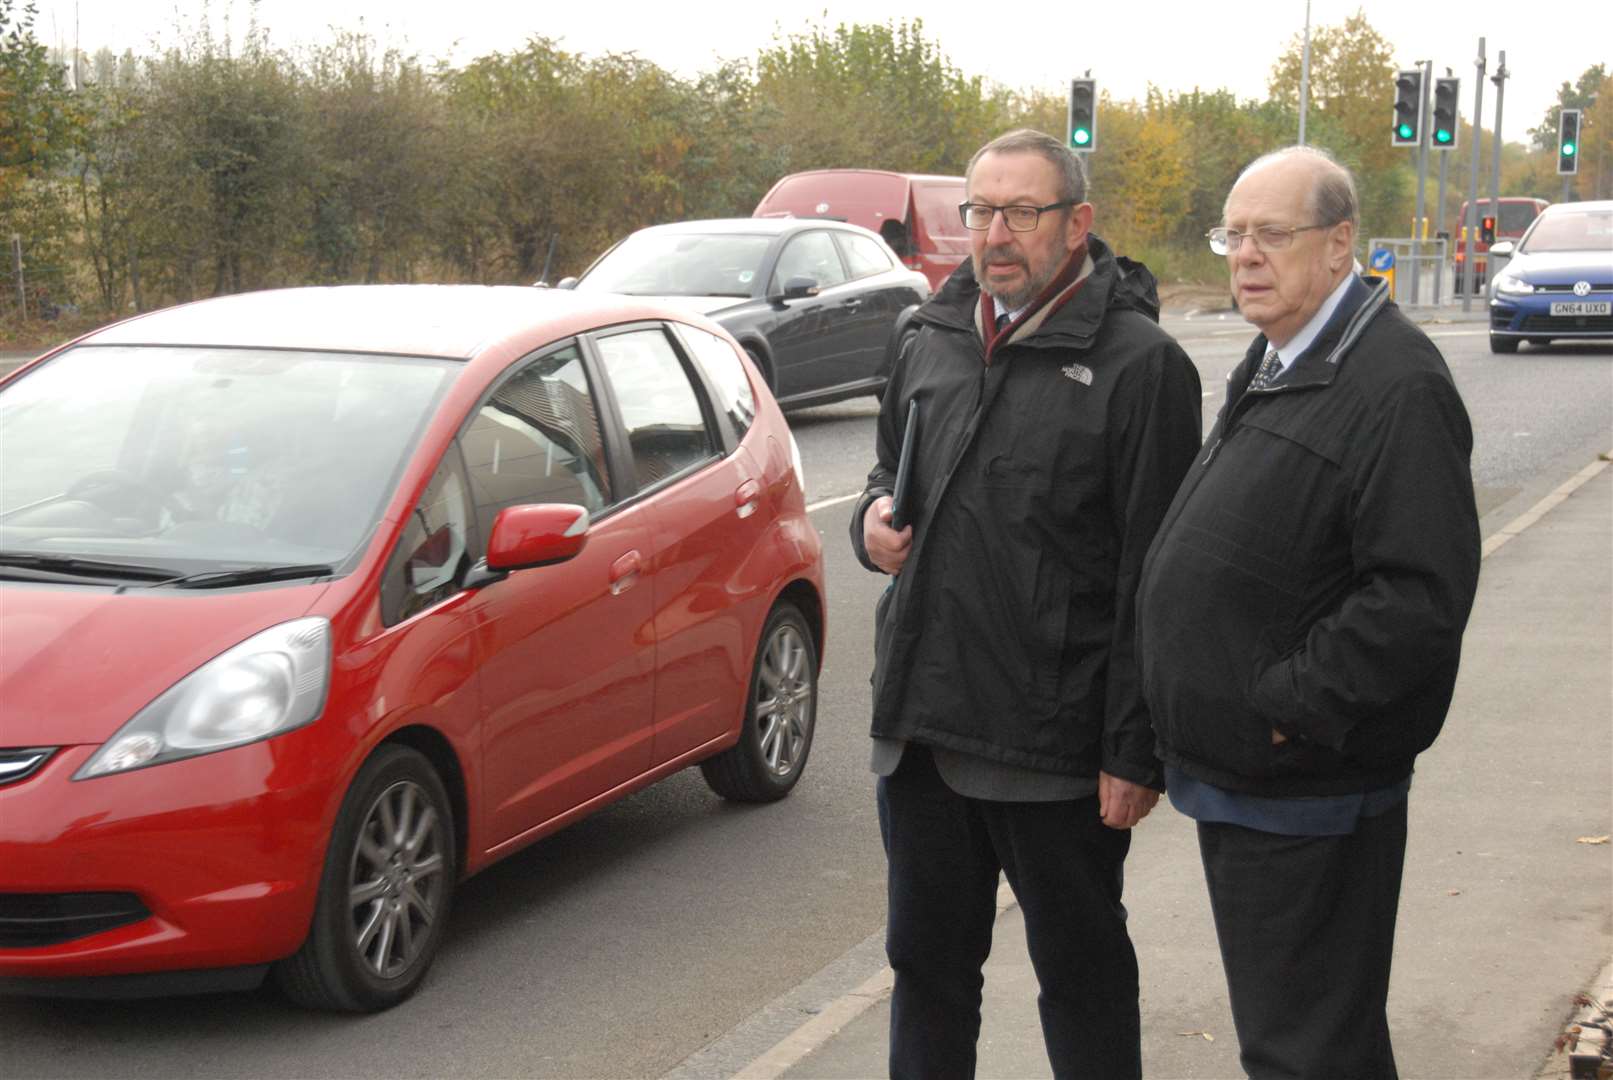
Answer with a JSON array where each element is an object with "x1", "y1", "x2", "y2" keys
[{"x1": 0, "y1": 318, "x2": 1609, "y2": 1077}]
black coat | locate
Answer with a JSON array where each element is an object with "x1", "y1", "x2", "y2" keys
[
  {"x1": 1136, "y1": 277, "x2": 1482, "y2": 796},
  {"x1": 850, "y1": 236, "x2": 1202, "y2": 787}
]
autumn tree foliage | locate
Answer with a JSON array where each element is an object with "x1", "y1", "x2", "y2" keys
[{"x1": 2, "y1": 10, "x2": 1586, "y2": 326}]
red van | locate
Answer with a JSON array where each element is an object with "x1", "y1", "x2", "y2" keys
[
  {"x1": 1452, "y1": 196, "x2": 1549, "y2": 293},
  {"x1": 754, "y1": 169, "x2": 968, "y2": 292}
]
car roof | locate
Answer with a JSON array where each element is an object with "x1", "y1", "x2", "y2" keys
[
  {"x1": 1539, "y1": 200, "x2": 1613, "y2": 215},
  {"x1": 623, "y1": 217, "x2": 882, "y2": 239},
  {"x1": 76, "y1": 285, "x2": 677, "y2": 359}
]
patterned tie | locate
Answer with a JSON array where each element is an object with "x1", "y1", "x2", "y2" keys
[
  {"x1": 1248, "y1": 345, "x2": 1282, "y2": 391},
  {"x1": 995, "y1": 312, "x2": 1011, "y2": 334}
]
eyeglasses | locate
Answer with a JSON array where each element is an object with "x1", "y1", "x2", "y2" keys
[
  {"x1": 1206, "y1": 223, "x2": 1332, "y2": 255},
  {"x1": 958, "y1": 200, "x2": 1076, "y2": 232}
]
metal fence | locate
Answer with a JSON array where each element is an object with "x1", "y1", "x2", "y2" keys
[
  {"x1": 2, "y1": 235, "x2": 78, "y2": 323},
  {"x1": 1366, "y1": 237, "x2": 1450, "y2": 307}
]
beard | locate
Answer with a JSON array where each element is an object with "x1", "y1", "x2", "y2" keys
[{"x1": 974, "y1": 242, "x2": 1062, "y2": 311}]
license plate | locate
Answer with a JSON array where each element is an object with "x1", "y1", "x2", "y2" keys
[{"x1": 1550, "y1": 300, "x2": 1611, "y2": 316}]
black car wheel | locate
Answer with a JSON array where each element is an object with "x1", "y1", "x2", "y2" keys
[
  {"x1": 276, "y1": 744, "x2": 455, "y2": 1011},
  {"x1": 744, "y1": 346, "x2": 775, "y2": 393},
  {"x1": 1490, "y1": 334, "x2": 1519, "y2": 354},
  {"x1": 700, "y1": 601, "x2": 817, "y2": 802}
]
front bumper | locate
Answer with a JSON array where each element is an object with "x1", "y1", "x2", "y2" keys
[
  {"x1": 0, "y1": 739, "x2": 335, "y2": 982},
  {"x1": 1490, "y1": 290, "x2": 1613, "y2": 342}
]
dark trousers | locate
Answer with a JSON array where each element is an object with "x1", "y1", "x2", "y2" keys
[
  {"x1": 1197, "y1": 800, "x2": 1408, "y2": 1080},
  {"x1": 876, "y1": 747, "x2": 1140, "y2": 1080}
]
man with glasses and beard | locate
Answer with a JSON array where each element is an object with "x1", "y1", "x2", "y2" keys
[
  {"x1": 849, "y1": 128, "x2": 1202, "y2": 1078},
  {"x1": 1136, "y1": 146, "x2": 1481, "y2": 1079}
]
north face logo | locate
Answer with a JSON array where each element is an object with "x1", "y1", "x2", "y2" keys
[{"x1": 1061, "y1": 363, "x2": 1093, "y2": 385}]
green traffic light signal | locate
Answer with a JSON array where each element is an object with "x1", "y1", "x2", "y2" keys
[
  {"x1": 1563, "y1": 141, "x2": 1577, "y2": 156},
  {"x1": 1435, "y1": 130, "x2": 1452, "y2": 144},
  {"x1": 1072, "y1": 129, "x2": 1091, "y2": 147},
  {"x1": 1398, "y1": 123, "x2": 1414, "y2": 140}
]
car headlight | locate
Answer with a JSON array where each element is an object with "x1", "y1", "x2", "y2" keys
[
  {"x1": 1494, "y1": 273, "x2": 1534, "y2": 296},
  {"x1": 74, "y1": 617, "x2": 331, "y2": 780}
]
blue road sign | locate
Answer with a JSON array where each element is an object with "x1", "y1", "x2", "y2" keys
[{"x1": 1370, "y1": 247, "x2": 1395, "y2": 271}]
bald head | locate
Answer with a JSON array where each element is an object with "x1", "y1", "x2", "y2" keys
[{"x1": 1227, "y1": 146, "x2": 1359, "y2": 235}]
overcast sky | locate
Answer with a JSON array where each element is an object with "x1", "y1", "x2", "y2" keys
[{"x1": 30, "y1": 0, "x2": 1610, "y2": 145}]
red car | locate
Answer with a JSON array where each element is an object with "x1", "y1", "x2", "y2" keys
[{"x1": 0, "y1": 285, "x2": 825, "y2": 1010}]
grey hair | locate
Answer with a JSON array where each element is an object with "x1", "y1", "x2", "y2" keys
[
  {"x1": 1228, "y1": 145, "x2": 1359, "y2": 230},
  {"x1": 966, "y1": 128, "x2": 1089, "y2": 205}
]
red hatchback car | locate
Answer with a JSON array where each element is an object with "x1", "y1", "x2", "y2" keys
[{"x1": 0, "y1": 285, "x2": 825, "y2": 1011}]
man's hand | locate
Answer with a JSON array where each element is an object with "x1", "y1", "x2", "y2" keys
[
  {"x1": 1271, "y1": 728, "x2": 1288, "y2": 745},
  {"x1": 863, "y1": 495, "x2": 912, "y2": 575},
  {"x1": 1098, "y1": 771, "x2": 1160, "y2": 830}
]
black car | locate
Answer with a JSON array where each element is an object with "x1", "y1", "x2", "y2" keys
[{"x1": 559, "y1": 218, "x2": 929, "y2": 409}]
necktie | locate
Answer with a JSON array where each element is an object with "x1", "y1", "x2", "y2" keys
[
  {"x1": 1249, "y1": 346, "x2": 1282, "y2": 391},
  {"x1": 995, "y1": 312, "x2": 1011, "y2": 334}
]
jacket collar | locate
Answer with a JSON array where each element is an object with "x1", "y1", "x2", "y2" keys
[
  {"x1": 921, "y1": 233, "x2": 1146, "y2": 353},
  {"x1": 1238, "y1": 274, "x2": 1390, "y2": 393}
]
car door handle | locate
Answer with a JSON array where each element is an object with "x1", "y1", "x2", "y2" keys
[
  {"x1": 840, "y1": 298, "x2": 864, "y2": 311},
  {"x1": 735, "y1": 479, "x2": 761, "y2": 519},
  {"x1": 609, "y1": 550, "x2": 642, "y2": 595}
]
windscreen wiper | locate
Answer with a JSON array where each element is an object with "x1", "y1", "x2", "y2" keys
[
  {"x1": 152, "y1": 563, "x2": 337, "y2": 589},
  {"x1": 0, "y1": 553, "x2": 182, "y2": 582}
]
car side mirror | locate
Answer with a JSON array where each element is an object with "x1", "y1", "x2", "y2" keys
[
  {"x1": 1487, "y1": 240, "x2": 1515, "y2": 258},
  {"x1": 466, "y1": 504, "x2": 590, "y2": 589},
  {"x1": 556, "y1": 277, "x2": 579, "y2": 290},
  {"x1": 770, "y1": 276, "x2": 819, "y2": 304}
]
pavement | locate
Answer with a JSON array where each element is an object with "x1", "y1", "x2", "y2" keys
[{"x1": 666, "y1": 380, "x2": 1613, "y2": 1076}]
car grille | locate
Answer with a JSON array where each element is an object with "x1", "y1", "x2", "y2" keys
[
  {"x1": 0, "y1": 892, "x2": 152, "y2": 948},
  {"x1": 1533, "y1": 282, "x2": 1613, "y2": 294},
  {"x1": 1519, "y1": 314, "x2": 1613, "y2": 333},
  {"x1": 0, "y1": 747, "x2": 55, "y2": 787}
]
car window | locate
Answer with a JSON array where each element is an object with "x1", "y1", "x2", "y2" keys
[
  {"x1": 677, "y1": 324, "x2": 755, "y2": 443},
  {"x1": 837, "y1": 231, "x2": 895, "y2": 280},
  {"x1": 594, "y1": 327, "x2": 718, "y2": 491},
  {"x1": 770, "y1": 231, "x2": 848, "y2": 292},
  {"x1": 462, "y1": 345, "x2": 611, "y2": 551},
  {"x1": 1521, "y1": 209, "x2": 1613, "y2": 253},
  {"x1": 380, "y1": 448, "x2": 474, "y2": 626}
]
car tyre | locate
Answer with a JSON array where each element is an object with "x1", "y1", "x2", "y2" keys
[
  {"x1": 1489, "y1": 334, "x2": 1519, "y2": 354},
  {"x1": 700, "y1": 602, "x2": 817, "y2": 802},
  {"x1": 275, "y1": 744, "x2": 455, "y2": 1012},
  {"x1": 744, "y1": 346, "x2": 775, "y2": 394}
]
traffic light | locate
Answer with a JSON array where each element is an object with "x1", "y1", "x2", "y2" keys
[
  {"x1": 1432, "y1": 76, "x2": 1460, "y2": 149},
  {"x1": 1558, "y1": 108, "x2": 1581, "y2": 174},
  {"x1": 1480, "y1": 215, "x2": 1496, "y2": 245},
  {"x1": 1068, "y1": 79, "x2": 1097, "y2": 152},
  {"x1": 1392, "y1": 68, "x2": 1424, "y2": 147}
]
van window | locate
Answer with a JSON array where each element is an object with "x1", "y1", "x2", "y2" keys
[{"x1": 912, "y1": 183, "x2": 969, "y2": 242}]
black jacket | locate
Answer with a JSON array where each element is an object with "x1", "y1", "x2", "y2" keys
[
  {"x1": 850, "y1": 236, "x2": 1202, "y2": 788},
  {"x1": 1136, "y1": 277, "x2": 1481, "y2": 796}
]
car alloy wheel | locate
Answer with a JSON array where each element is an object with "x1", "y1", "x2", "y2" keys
[
  {"x1": 276, "y1": 744, "x2": 455, "y2": 1011},
  {"x1": 348, "y1": 775, "x2": 450, "y2": 979},
  {"x1": 700, "y1": 601, "x2": 817, "y2": 802}
]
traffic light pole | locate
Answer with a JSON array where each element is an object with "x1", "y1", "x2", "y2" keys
[
  {"x1": 1436, "y1": 141, "x2": 1449, "y2": 301},
  {"x1": 1487, "y1": 51, "x2": 1507, "y2": 287},
  {"x1": 1412, "y1": 59, "x2": 1432, "y2": 305},
  {"x1": 1462, "y1": 38, "x2": 1485, "y2": 312}
]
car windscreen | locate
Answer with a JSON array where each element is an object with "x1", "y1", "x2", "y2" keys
[
  {"x1": 578, "y1": 233, "x2": 773, "y2": 297},
  {"x1": 0, "y1": 345, "x2": 458, "y2": 579},
  {"x1": 1521, "y1": 210, "x2": 1613, "y2": 254}
]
